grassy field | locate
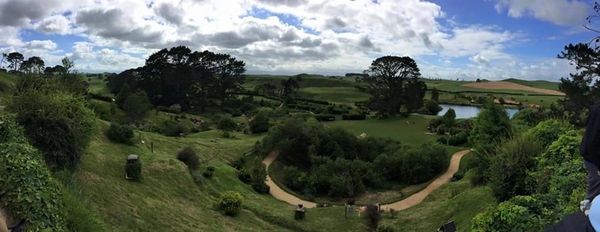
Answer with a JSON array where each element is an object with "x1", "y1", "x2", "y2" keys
[
  {"x1": 299, "y1": 87, "x2": 370, "y2": 105},
  {"x1": 72, "y1": 122, "x2": 367, "y2": 231},
  {"x1": 382, "y1": 168, "x2": 496, "y2": 231},
  {"x1": 503, "y1": 78, "x2": 560, "y2": 91},
  {"x1": 324, "y1": 115, "x2": 438, "y2": 145}
]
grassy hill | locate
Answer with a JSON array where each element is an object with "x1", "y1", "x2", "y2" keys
[
  {"x1": 72, "y1": 123, "x2": 367, "y2": 231},
  {"x1": 503, "y1": 78, "x2": 560, "y2": 91}
]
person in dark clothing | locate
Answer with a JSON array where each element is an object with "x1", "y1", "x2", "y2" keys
[{"x1": 581, "y1": 103, "x2": 600, "y2": 213}]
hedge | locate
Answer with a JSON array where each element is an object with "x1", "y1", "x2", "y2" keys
[
  {"x1": 341, "y1": 114, "x2": 366, "y2": 120},
  {"x1": 314, "y1": 114, "x2": 336, "y2": 121},
  {"x1": 0, "y1": 143, "x2": 66, "y2": 231}
]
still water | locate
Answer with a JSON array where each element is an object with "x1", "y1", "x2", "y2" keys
[{"x1": 437, "y1": 104, "x2": 519, "y2": 119}]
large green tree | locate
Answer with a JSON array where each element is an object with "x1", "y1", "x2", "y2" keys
[
  {"x1": 361, "y1": 56, "x2": 426, "y2": 116},
  {"x1": 108, "y1": 46, "x2": 245, "y2": 112},
  {"x1": 6, "y1": 52, "x2": 24, "y2": 71}
]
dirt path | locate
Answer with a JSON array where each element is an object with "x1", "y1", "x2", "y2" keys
[
  {"x1": 263, "y1": 150, "x2": 470, "y2": 211},
  {"x1": 380, "y1": 150, "x2": 470, "y2": 211},
  {"x1": 462, "y1": 81, "x2": 564, "y2": 96},
  {"x1": 262, "y1": 151, "x2": 317, "y2": 208}
]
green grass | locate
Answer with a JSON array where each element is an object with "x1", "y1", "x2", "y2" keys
[
  {"x1": 72, "y1": 122, "x2": 365, "y2": 231},
  {"x1": 423, "y1": 78, "x2": 559, "y2": 95},
  {"x1": 299, "y1": 87, "x2": 369, "y2": 105},
  {"x1": 383, "y1": 170, "x2": 496, "y2": 232},
  {"x1": 324, "y1": 115, "x2": 438, "y2": 145}
]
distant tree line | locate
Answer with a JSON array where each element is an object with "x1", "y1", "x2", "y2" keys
[
  {"x1": 1, "y1": 52, "x2": 73, "y2": 76},
  {"x1": 107, "y1": 46, "x2": 245, "y2": 112}
]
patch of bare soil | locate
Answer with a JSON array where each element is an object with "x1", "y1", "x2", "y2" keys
[{"x1": 463, "y1": 81, "x2": 564, "y2": 96}]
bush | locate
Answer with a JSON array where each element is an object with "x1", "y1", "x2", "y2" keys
[
  {"x1": 422, "y1": 100, "x2": 442, "y2": 115},
  {"x1": 249, "y1": 111, "x2": 270, "y2": 134},
  {"x1": 524, "y1": 119, "x2": 573, "y2": 148},
  {"x1": 125, "y1": 160, "x2": 142, "y2": 181},
  {"x1": 489, "y1": 137, "x2": 543, "y2": 201},
  {"x1": 0, "y1": 114, "x2": 27, "y2": 144},
  {"x1": 342, "y1": 114, "x2": 367, "y2": 120},
  {"x1": 472, "y1": 196, "x2": 544, "y2": 232},
  {"x1": 314, "y1": 114, "x2": 336, "y2": 121},
  {"x1": 9, "y1": 91, "x2": 96, "y2": 170},
  {"x1": 106, "y1": 123, "x2": 134, "y2": 144},
  {"x1": 203, "y1": 166, "x2": 215, "y2": 178},
  {"x1": 217, "y1": 191, "x2": 243, "y2": 216},
  {"x1": 238, "y1": 169, "x2": 252, "y2": 183},
  {"x1": 122, "y1": 90, "x2": 152, "y2": 122},
  {"x1": 151, "y1": 118, "x2": 191, "y2": 137},
  {"x1": 512, "y1": 108, "x2": 546, "y2": 127},
  {"x1": 0, "y1": 143, "x2": 66, "y2": 231},
  {"x1": 177, "y1": 147, "x2": 200, "y2": 170},
  {"x1": 217, "y1": 116, "x2": 237, "y2": 132},
  {"x1": 364, "y1": 204, "x2": 381, "y2": 231}
]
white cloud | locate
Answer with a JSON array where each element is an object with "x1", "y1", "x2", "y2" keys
[
  {"x1": 495, "y1": 0, "x2": 589, "y2": 26},
  {"x1": 0, "y1": 0, "x2": 579, "y2": 79}
]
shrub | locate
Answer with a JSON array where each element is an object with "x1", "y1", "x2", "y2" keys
[
  {"x1": 342, "y1": 114, "x2": 367, "y2": 120},
  {"x1": 217, "y1": 116, "x2": 237, "y2": 132},
  {"x1": 125, "y1": 159, "x2": 142, "y2": 181},
  {"x1": 422, "y1": 100, "x2": 442, "y2": 115},
  {"x1": 0, "y1": 114, "x2": 27, "y2": 144},
  {"x1": 217, "y1": 191, "x2": 243, "y2": 216},
  {"x1": 314, "y1": 114, "x2": 336, "y2": 121},
  {"x1": 524, "y1": 119, "x2": 573, "y2": 148},
  {"x1": 489, "y1": 137, "x2": 543, "y2": 201},
  {"x1": 512, "y1": 108, "x2": 546, "y2": 127},
  {"x1": 238, "y1": 169, "x2": 252, "y2": 183},
  {"x1": 249, "y1": 111, "x2": 270, "y2": 134},
  {"x1": 152, "y1": 118, "x2": 191, "y2": 137},
  {"x1": 122, "y1": 90, "x2": 152, "y2": 122},
  {"x1": 203, "y1": 166, "x2": 215, "y2": 178},
  {"x1": 0, "y1": 143, "x2": 66, "y2": 231},
  {"x1": 250, "y1": 165, "x2": 270, "y2": 194},
  {"x1": 9, "y1": 91, "x2": 96, "y2": 170},
  {"x1": 177, "y1": 147, "x2": 200, "y2": 170},
  {"x1": 106, "y1": 123, "x2": 134, "y2": 144},
  {"x1": 472, "y1": 196, "x2": 544, "y2": 232},
  {"x1": 364, "y1": 204, "x2": 381, "y2": 231}
]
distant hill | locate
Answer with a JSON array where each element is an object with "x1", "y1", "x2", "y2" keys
[{"x1": 502, "y1": 78, "x2": 560, "y2": 91}]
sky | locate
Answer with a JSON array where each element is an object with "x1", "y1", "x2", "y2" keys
[{"x1": 0, "y1": 0, "x2": 597, "y2": 81}]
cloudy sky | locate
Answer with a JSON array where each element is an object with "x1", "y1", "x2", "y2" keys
[{"x1": 0, "y1": 0, "x2": 597, "y2": 80}]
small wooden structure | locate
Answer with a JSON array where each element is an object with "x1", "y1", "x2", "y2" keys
[
  {"x1": 294, "y1": 204, "x2": 305, "y2": 220},
  {"x1": 125, "y1": 154, "x2": 142, "y2": 181},
  {"x1": 437, "y1": 221, "x2": 456, "y2": 232}
]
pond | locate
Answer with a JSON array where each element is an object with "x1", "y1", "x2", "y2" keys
[{"x1": 437, "y1": 104, "x2": 519, "y2": 119}]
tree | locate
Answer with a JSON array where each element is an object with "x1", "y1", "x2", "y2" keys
[
  {"x1": 20, "y1": 56, "x2": 45, "y2": 74},
  {"x1": 61, "y1": 56, "x2": 74, "y2": 74},
  {"x1": 431, "y1": 88, "x2": 440, "y2": 101},
  {"x1": 280, "y1": 76, "x2": 301, "y2": 99},
  {"x1": 44, "y1": 65, "x2": 66, "y2": 76},
  {"x1": 115, "y1": 83, "x2": 133, "y2": 108},
  {"x1": 469, "y1": 102, "x2": 511, "y2": 184},
  {"x1": 122, "y1": 90, "x2": 152, "y2": 122},
  {"x1": 361, "y1": 56, "x2": 425, "y2": 116},
  {"x1": 6, "y1": 52, "x2": 24, "y2": 71},
  {"x1": 217, "y1": 115, "x2": 237, "y2": 133},
  {"x1": 249, "y1": 111, "x2": 270, "y2": 133}
]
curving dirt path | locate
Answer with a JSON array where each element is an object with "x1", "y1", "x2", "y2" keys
[
  {"x1": 380, "y1": 149, "x2": 470, "y2": 211},
  {"x1": 263, "y1": 150, "x2": 470, "y2": 211},
  {"x1": 262, "y1": 151, "x2": 317, "y2": 208}
]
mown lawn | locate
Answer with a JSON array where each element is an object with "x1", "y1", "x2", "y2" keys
[{"x1": 324, "y1": 115, "x2": 438, "y2": 145}]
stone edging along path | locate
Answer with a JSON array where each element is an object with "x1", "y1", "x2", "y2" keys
[{"x1": 262, "y1": 149, "x2": 471, "y2": 211}]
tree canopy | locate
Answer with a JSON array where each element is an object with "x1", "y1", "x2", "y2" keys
[
  {"x1": 108, "y1": 46, "x2": 245, "y2": 112},
  {"x1": 361, "y1": 56, "x2": 426, "y2": 117}
]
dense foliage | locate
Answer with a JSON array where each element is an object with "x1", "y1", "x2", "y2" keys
[
  {"x1": 217, "y1": 191, "x2": 243, "y2": 216},
  {"x1": 249, "y1": 111, "x2": 270, "y2": 133},
  {"x1": 0, "y1": 143, "x2": 66, "y2": 231},
  {"x1": 469, "y1": 102, "x2": 512, "y2": 184},
  {"x1": 472, "y1": 129, "x2": 585, "y2": 231},
  {"x1": 108, "y1": 46, "x2": 245, "y2": 112},
  {"x1": 9, "y1": 91, "x2": 96, "y2": 170},
  {"x1": 177, "y1": 147, "x2": 200, "y2": 170},
  {"x1": 106, "y1": 123, "x2": 134, "y2": 145},
  {"x1": 360, "y1": 56, "x2": 426, "y2": 117},
  {"x1": 258, "y1": 118, "x2": 448, "y2": 198}
]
